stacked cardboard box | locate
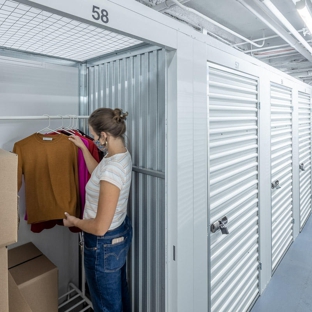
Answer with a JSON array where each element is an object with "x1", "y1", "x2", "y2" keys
[
  {"x1": 0, "y1": 247, "x2": 10, "y2": 312},
  {"x1": 0, "y1": 149, "x2": 18, "y2": 312},
  {"x1": 0, "y1": 148, "x2": 59, "y2": 311},
  {"x1": 8, "y1": 243, "x2": 58, "y2": 312},
  {"x1": 8, "y1": 272, "x2": 32, "y2": 312}
]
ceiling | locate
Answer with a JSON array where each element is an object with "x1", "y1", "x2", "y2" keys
[
  {"x1": 136, "y1": 0, "x2": 312, "y2": 85},
  {"x1": 0, "y1": 0, "x2": 142, "y2": 62}
]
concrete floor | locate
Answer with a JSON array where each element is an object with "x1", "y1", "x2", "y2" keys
[{"x1": 251, "y1": 215, "x2": 312, "y2": 312}]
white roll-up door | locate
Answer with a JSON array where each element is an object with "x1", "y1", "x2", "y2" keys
[
  {"x1": 270, "y1": 83, "x2": 293, "y2": 272},
  {"x1": 208, "y1": 64, "x2": 260, "y2": 312},
  {"x1": 298, "y1": 91, "x2": 311, "y2": 229}
]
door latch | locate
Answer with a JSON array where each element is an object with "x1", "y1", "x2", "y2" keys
[
  {"x1": 210, "y1": 216, "x2": 229, "y2": 235},
  {"x1": 271, "y1": 180, "x2": 281, "y2": 189},
  {"x1": 299, "y1": 163, "x2": 305, "y2": 171}
]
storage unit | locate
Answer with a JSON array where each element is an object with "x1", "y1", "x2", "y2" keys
[
  {"x1": 0, "y1": 1, "x2": 169, "y2": 311},
  {"x1": 208, "y1": 64, "x2": 260, "y2": 312},
  {"x1": 298, "y1": 91, "x2": 312, "y2": 230},
  {"x1": 270, "y1": 83, "x2": 294, "y2": 272}
]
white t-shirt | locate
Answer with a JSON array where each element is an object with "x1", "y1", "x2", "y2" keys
[{"x1": 83, "y1": 149, "x2": 132, "y2": 230}]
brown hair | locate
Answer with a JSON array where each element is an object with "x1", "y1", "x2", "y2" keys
[{"x1": 88, "y1": 108, "x2": 128, "y2": 139}]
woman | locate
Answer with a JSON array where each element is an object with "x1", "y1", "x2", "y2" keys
[{"x1": 63, "y1": 108, "x2": 133, "y2": 312}]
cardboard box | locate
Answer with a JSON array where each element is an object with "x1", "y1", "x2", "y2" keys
[
  {"x1": 0, "y1": 247, "x2": 8, "y2": 312},
  {"x1": 0, "y1": 149, "x2": 18, "y2": 247},
  {"x1": 8, "y1": 243, "x2": 58, "y2": 312},
  {"x1": 8, "y1": 272, "x2": 32, "y2": 312}
]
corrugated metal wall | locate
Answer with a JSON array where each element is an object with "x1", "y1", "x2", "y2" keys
[
  {"x1": 298, "y1": 91, "x2": 311, "y2": 230},
  {"x1": 270, "y1": 83, "x2": 293, "y2": 272},
  {"x1": 208, "y1": 64, "x2": 260, "y2": 312},
  {"x1": 88, "y1": 48, "x2": 166, "y2": 312}
]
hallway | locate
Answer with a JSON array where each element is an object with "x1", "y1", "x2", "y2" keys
[{"x1": 251, "y1": 215, "x2": 312, "y2": 312}]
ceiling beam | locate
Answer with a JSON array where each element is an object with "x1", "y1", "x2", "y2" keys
[
  {"x1": 286, "y1": 67, "x2": 312, "y2": 74},
  {"x1": 291, "y1": 70, "x2": 312, "y2": 77},
  {"x1": 237, "y1": 0, "x2": 312, "y2": 63}
]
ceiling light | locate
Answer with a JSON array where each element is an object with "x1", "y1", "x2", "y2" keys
[{"x1": 296, "y1": 0, "x2": 312, "y2": 35}]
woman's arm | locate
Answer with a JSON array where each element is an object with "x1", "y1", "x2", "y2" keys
[
  {"x1": 68, "y1": 135, "x2": 98, "y2": 174},
  {"x1": 64, "y1": 180, "x2": 120, "y2": 236}
]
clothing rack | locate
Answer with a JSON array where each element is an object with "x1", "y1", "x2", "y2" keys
[
  {"x1": 0, "y1": 115, "x2": 89, "y2": 120},
  {"x1": 2, "y1": 115, "x2": 93, "y2": 311}
]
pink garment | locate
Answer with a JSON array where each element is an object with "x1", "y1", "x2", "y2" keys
[{"x1": 78, "y1": 137, "x2": 89, "y2": 217}]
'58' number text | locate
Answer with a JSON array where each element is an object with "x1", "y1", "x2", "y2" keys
[{"x1": 92, "y1": 5, "x2": 109, "y2": 24}]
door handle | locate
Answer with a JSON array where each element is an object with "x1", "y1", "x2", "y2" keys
[
  {"x1": 210, "y1": 216, "x2": 229, "y2": 235},
  {"x1": 271, "y1": 180, "x2": 281, "y2": 189}
]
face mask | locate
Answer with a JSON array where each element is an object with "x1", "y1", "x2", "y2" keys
[{"x1": 94, "y1": 139, "x2": 107, "y2": 153}]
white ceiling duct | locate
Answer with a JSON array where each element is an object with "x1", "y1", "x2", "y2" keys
[
  {"x1": 152, "y1": 0, "x2": 190, "y2": 12},
  {"x1": 136, "y1": 0, "x2": 312, "y2": 82},
  {"x1": 168, "y1": 0, "x2": 265, "y2": 47},
  {"x1": 261, "y1": 0, "x2": 312, "y2": 54},
  {"x1": 236, "y1": 0, "x2": 312, "y2": 63}
]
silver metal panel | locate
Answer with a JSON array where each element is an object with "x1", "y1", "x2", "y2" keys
[
  {"x1": 270, "y1": 83, "x2": 293, "y2": 271},
  {"x1": 208, "y1": 64, "x2": 260, "y2": 312},
  {"x1": 298, "y1": 91, "x2": 312, "y2": 229},
  {"x1": 88, "y1": 47, "x2": 166, "y2": 312},
  {"x1": 79, "y1": 63, "x2": 88, "y2": 133}
]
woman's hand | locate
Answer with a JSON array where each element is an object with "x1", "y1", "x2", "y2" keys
[
  {"x1": 68, "y1": 135, "x2": 86, "y2": 150},
  {"x1": 63, "y1": 212, "x2": 78, "y2": 227}
]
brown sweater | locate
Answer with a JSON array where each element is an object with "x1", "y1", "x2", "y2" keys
[{"x1": 13, "y1": 133, "x2": 80, "y2": 224}]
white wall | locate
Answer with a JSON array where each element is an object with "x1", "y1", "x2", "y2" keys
[
  {"x1": 166, "y1": 33, "x2": 209, "y2": 312},
  {"x1": 0, "y1": 56, "x2": 80, "y2": 297}
]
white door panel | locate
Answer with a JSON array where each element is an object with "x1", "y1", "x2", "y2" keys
[
  {"x1": 208, "y1": 64, "x2": 260, "y2": 312},
  {"x1": 298, "y1": 91, "x2": 311, "y2": 229},
  {"x1": 270, "y1": 83, "x2": 293, "y2": 272}
]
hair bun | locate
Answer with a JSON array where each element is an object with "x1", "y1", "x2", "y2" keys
[{"x1": 113, "y1": 108, "x2": 128, "y2": 123}]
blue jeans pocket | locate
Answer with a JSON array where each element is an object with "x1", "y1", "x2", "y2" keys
[
  {"x1": 104, "y1": 235, "x2": 130, "y2": 273},
  {"x1": 84, "y1": 240, "x2": 98, "y2": 269}
]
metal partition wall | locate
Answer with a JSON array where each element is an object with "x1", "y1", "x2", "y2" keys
[
  {"x1": 208, "y1": 64, "x2": 260, "y2": 312},
  {"x1": 298, "y1": 91, "x2": 312, "y2": 230},
  {"x1": 270, "y1": 83, "x2": 293, "y2": 272},
  {"x1": 88, "y1": 48, "x2": 166, "y2": 312}
]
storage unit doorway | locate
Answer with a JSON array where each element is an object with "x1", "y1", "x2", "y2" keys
[{"x1": 0, "y1": 1, "x2": 168, "y2": 311}]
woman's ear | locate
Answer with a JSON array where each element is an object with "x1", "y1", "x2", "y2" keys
[{"x1": 100, "y1": 132, "x2": 108, "y2": 140}]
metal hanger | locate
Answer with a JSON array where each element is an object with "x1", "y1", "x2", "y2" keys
[
  {"x1": 55, "y1": 115, "x2": 73, "y2": 135},
  {"x1": 37, "y1": 114, "x2": 61, "y2": 134},
  {"x1": 63, "y1": 115, "x2": 76, "y2": 134}
]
